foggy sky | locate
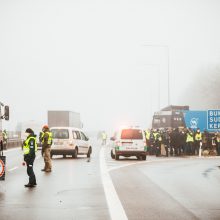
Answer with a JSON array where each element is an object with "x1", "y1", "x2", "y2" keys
[{"x1": 0, "y1": 0, "x2": 220, "y2": 132}]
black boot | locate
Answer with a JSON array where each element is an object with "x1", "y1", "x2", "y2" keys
[{"x1": 24, "y1": 183, "x2": 35, "y2": 188}]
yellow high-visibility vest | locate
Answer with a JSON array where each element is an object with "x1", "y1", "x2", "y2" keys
[
  {"x1": 42, "y1": 131, "x2": 53, "y2": 145},
  {"x1": 186, "y1": 132, "x2": 194, "y2": 142},
  {"x1": 195, "y1": 133, "x2": 202, "y2": 141},
  {"x1": 145, "y1": 131, "x2": 150, "y2": 140},
  {"x1": 23, "y1": 136, "x2": 37, "y2": 155}
]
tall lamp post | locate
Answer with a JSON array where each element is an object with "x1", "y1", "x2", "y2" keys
[{"x1": 142, "y1": 44, "x2": 170, "y2": 107}]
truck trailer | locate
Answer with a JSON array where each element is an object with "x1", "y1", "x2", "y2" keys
[{"x1": 48, "y1": 111, "x2": 82, "y2": 129}]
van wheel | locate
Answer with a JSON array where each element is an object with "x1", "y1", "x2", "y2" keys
[
  {"x1": 111, "y1": 150, "x2": 115, "y2": 159},
  {"x1": 63, "y1": 155, "x2": 66, "y2": 158},
  {"x1": 142, "y1": 155, "x2": 147, "y2": 160},
  {"x1": 87, "y1": 148, "x2": 91, "y2": 158},
  {"x1": 137, "y1": 156, "x2": 141, "y2": 160},
  {"x1": 73, "y1": 148, "x2": 78, "y2": 158},
  {"x1": 115, "y1": 153, "x2": 119, "y2": 160}
]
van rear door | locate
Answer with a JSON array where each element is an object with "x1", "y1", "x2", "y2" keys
[
  {"x1": 120, "y1": 129, "x2": 145, "y2": 151},
  {"x1": 51, "y1": 129, "x2": 70, "y2": 149}
]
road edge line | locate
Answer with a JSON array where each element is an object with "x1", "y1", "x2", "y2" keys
[
  {"x1": 8, "y1": 166, "x2": 19, "y2": 172},
  {"x1": 100, "y1": 147, "x2": 128, "y2": 220},
  {"x1": 107, "y1": 158, "x2": 181, "y2": 172}
]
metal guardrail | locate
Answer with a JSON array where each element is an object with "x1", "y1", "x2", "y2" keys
[{"x1": 4, "y1": 138, "x2": 22, "y2": 150}]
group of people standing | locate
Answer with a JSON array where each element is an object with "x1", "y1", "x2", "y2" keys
[
  {"x1": 23, "y1": 125, "x2": 53, "y2": 188},
  {"x1": 145, "y1": 128, "x2": 220, "y2": 157}
]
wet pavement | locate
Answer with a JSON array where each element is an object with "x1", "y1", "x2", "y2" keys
[
  {"x1": 1, "y1": 142, "x2": 220, "y2": 220},
  {"x1": 0, "y1": 143, "x2": 110, "y2": 220},
  {"x1": 110, "y1": 156, "x2": 220, "y2": 220}
]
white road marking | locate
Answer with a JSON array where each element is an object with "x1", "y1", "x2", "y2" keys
[
  {"x1": 107, "y1": 158, "x2": 180, "y2": 172},
  {"x1": 8, "y1": 166, "x2": 18, "y2": 172},
  {"x1": 100, "y1": 147, "x2": 128, "y2": 220}
]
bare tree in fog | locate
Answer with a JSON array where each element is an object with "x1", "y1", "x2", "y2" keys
[{"x1": 181, "y1": 65, "x2": 220, "y2": 110}]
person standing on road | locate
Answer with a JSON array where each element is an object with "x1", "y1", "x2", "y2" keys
[
  {"x1": 186, "y1": 128, "x2": 194, "y2": 155},
  {"x1": 145, "y1": 129, "x2": 150, "y2": 150},
  {"x1": 194, "y1": 128, "x2": 202, "y2": 155},
  {"x1": 202, "y1": 129, "x2": 209, "y2": 151},
  {"x1": 215, "y1": 132, "x2": 220, "y2": 156},
  {"x1": 39, "y1": 131, "x2": 44, "y2": 156},
  {"x1": 179, "y1": 129, "x2": 186, "y2": 155},
  {"x1": 101, "y1": 131, "x2": 107, "y2": 146},
  {"x1": 162, "y1": 129, "x2": 170, "y2": 157},
  {"x1": 23, "y1": 128, "x2": 37, "y2": 187},
  {"x1": 154, "y1": 129, "x2": 162, "y2": 157},
  {"x1": 41, "y1": 125, "x2": 53, "y2": 172},
  {"x1": 170, "y1": 128, "x2": 181, "y2": 156}
]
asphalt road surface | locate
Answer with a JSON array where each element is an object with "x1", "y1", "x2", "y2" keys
[{"x1": 1, "y1": 140, "x2": 220, "y2": 220}]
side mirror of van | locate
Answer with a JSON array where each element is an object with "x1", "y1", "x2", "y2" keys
[
  {"x1": 86, "y1": 137, "x2": 89, "y2": 141},
  {"x1": 4, "y1": 106, "x2": 9, "y2": 121}
]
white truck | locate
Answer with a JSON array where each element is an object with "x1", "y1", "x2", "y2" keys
[
  {"x1": 48, "y1": 111, "x2": 82, "y2": 128},
  {"x1": 0, "y1": 102, "x2": 9, "y2": 181}
]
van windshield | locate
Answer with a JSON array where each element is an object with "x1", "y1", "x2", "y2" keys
[
  {"x1": 121, "y1": 129, "x2": 143, "y2": 139},
  {"x1": 51, "y1": 129, "x2": 69, "y2": 139}
]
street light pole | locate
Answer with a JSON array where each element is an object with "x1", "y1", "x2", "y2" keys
[
  {"x1": 142, "y1": 44, "x2": 170, "y2": 107},
  {"x1": 167, "y1": 46, "x2": 170, "y2": 106}
]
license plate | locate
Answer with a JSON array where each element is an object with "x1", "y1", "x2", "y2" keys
[
  {"x1": 122, "y1": 143, "x2": 132, "y2": 146},
  {"x1": 125, "y1": 146, "x2": 138, "y2": 150},
  {"x1": 54, "y1": 141, "x2": 63, "y2": 145}
]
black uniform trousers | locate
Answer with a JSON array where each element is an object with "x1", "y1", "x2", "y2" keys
[{"x1": 24, "y1": 155, "x2": 36, "y2": 185}]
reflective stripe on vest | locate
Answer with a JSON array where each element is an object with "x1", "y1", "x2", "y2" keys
[
  {"x1": 42, "y1": 132, "x2": 53, "y2": 145},
  {"x1": 23, "y1": 136, "x2": 37, "y2": 155}
]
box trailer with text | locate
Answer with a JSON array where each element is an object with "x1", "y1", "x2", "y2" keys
[{"x1": 48, "y1": 111, "x2": 82, "y2": 128}]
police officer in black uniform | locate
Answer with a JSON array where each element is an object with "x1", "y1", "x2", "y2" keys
[{"x1": 23, "y1": 128, "x2": 37, "y2": 187}]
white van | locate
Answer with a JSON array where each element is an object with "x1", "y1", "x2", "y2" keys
[
  {"x1": 50, "y1": 127, "x2": 92, "y2": 158},
  {"x1": 110, "y1": 127, "x2": 147, "y2": 160}
]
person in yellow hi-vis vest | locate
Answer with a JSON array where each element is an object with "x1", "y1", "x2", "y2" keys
[
  {"x1": 145, "y1": 129, "x2": 150, "y2": 148},
  {"x1": 194, "y1": 128, "x2": 202, "y2": 155},
  {"x1": 23, "y1": 128, "x2": 37, "y2": 187},
  {"x1": 101, "y1": 131, "x2": 107, "y2": 146},
  {"x1": 186, "y1": 128, "x2": 194, "y2": 155}
]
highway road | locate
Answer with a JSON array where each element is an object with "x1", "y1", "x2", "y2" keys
[{"x1": 1, "y1": 140, "x2": 220, "y2": 220}]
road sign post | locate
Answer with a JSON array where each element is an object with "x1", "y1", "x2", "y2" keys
[{"x1": 0, "y1": 156, "x2": 6, "y2": 180}]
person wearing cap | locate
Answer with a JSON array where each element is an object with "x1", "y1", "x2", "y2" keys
[
  {"x1": 23, "y1": 128, "x2": 37, "y2": 187},
  {"x1": 41, "y1": 125, "x2": 53, "y2": 172}
]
